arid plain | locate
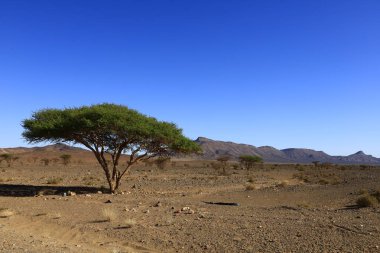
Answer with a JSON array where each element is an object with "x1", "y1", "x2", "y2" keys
[{"x1": 0, "y1": 145, "x2": 380, "y2": 253}]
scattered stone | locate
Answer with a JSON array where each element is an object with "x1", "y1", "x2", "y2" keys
[
  {"x1": 199, "y1": 213, "x2": 206, "y2": 218},
  {"x1": 154, "y1": 201, "x2": 162, "y2": 207},
  {"x1": 105, "y1": 200, "x2": 112, "y2": 204},
  {"x1": 67, "y1": 191, "x2": 76, "y2": 196},
  {"x1": 144, "y1": 210, "x2": 150, "y2": 214},
  {"x1": 85, "y1": 194, "x2": 91, "y2": 197},
  {"x1": 97, "y1": 191, "x2": 103, "y2": 194},
  {"x1": 181, "y1": 207, "x2": 195, "y2": 214}
]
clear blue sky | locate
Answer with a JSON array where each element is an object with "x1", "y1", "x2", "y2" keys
[{"x1": 0, "y1": 0, "x2": 379, "y2": 156}]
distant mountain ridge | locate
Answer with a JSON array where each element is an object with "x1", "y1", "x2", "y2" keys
[
  {"x1": 2, "y1": 140, "x2": 379, "y2": 165},
  {"x1": 195, "y1": 137, "x2": 380, "y2": 165},
  {"x1": 0, "y1": 143, "x2": 85, "y2": 154}
]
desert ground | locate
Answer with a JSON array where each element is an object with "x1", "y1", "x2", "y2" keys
[{"x1": 1, "y1": 150, "x2": 380, "y2": 252}]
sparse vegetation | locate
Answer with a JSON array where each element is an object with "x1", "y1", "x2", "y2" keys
[
  {"x1": 41, "y1": 158, "x2": 50, "y2": 166},
  {"x1": 0, "y1": 177, "x2": 13, "y2": 183},
  {"x1": 245, "y1": 183, "x2": 258, "y2": 191},
  {"x1": 82, "y1": 176, "x2": 99, "y2": 186},
  {"x1": 46, "y1": 177, "x2": 63, "y2": 185},
  {"x1": 155, "y1": 157, "x2": 171, "y2": 170},
  {"x1": 216, "y1": 155, "x2": 231, "y2": 175},
  {"x1": 0, "y1": 154, "x2": 16, "y2": 167},
  {"x1": 293, "y1": 170, "x2": 341, "y2": 185},
  {"x1": 356, "y1": 195, "x2": 378, "y2": 207},
  {"x1": 60, "y1": 154, "x2": 71, "y2": 166},
  {"x1": 0, "y1": 208, "x2": 14, "y2": 218},
  {"x1": 123, "y1": 218, "x2": 136, "y2": 228},
  {"x1": 102, "y1": 208, "x2": 117, "y2": 222},
  {"x1": 276, "y1": 180, "x2": 289, "y2": 187}
]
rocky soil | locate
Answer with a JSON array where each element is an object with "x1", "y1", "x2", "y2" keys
[{"x1": 1, "y1": 160, "x2": 380, "y2": 252}]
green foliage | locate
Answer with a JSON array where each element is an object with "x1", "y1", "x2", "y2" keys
[
  {"x1": 22, "y1": 103, "x2": 201, "y2": 192},
  {"x1": 239, "y1": 155, "x2": 263, "y2": 171}
]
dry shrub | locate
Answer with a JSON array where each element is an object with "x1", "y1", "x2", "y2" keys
[
  {"x1": 297, "y1": 202, "x2": 310, "y2": 208},
  {"x1": 245, "y1": 183, "x2": 258, "y2": 191},
  {"x1": 293, "y1": 171, "x2": 341, "y2": 185},
  {"x1": 373, "y1": 190, "x2": 380, "y2": 202},
  {"x1": 358, "y1": 189, "x2": 369, "y2": 195},
  {"x1": 123, "y1": 218, "x2": 136, "y2": 228},
  {"x1": 247, "y1": 176, "x2": 256, "y2": 183},
  {"x1": 0, "y1": 208, "x2": 14, "y2": 218},
  {"x1": 82, "y1": 176, "x2": 99, "y2": 186},
  {"x1": 0, "y1": 178, "x2": 13, "y2": 183},
  {"x1": 46, "y1": 177, "x2": 63, "y2": 185},
  {"x1": 102, "y1": 208, "x2": 117, "y2": 222},
  {"x1": 276, "y1": 180, "x2": 289, "y2": 187},
  {"x1": 356, "y1": 195, "x2": 378, "y2": 207}
]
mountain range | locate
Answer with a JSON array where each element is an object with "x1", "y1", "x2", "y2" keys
[
  {"x1": 194, "y1": 137, "x2": 380, "y2": 165},
  {"x1": 1, "y1": 138, "x2": 379, "y2": 165}
]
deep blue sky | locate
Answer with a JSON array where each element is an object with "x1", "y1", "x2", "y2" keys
[{"x1": 0, "y1": 0, "x2": 379, "y2": 156}]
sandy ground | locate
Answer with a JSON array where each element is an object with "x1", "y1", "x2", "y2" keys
[{"x1": 1, "y1": 160, "x2": 380, "y2": 252}]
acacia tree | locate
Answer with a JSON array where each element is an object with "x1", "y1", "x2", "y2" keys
[
  {"x1": 216, "y1": 155, "x2": 231, "y2": 175},
  {"x1": 22, "y1": 103, "x2": 200, "y2": 193},
  {"x1": 239, "y1": 155, "x2": 263, "y2": 173}
]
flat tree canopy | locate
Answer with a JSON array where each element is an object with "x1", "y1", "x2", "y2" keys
[
  {"x1": 239, "y1": 155, "x2": 263, "y2": 171},
  {"x1": 22, "y1": 103, "x2": 200, "y2": 192}
]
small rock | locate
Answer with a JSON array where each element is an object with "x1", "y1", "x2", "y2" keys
[
  {"x1": 105, "y1": 200, "x2": 112, "y2": 204},
  {"x1": 144, "y1": 210, "x2": 150, "y2": 214},
  {"x1": 85, "y1": 194, "x2": 91, "y2": 197},
  {"x1": 181, "y1": 207, "x2": 195, "y2": 214},
  {"x1": 97, "y1": 191, "x2": 103, "y2": 194},
  {"x1": 154, "y1": 201, "x2": 162, "y2": 207},
  {"x1": 68, "y1": 191, "x2": 76, "y2": 196}
]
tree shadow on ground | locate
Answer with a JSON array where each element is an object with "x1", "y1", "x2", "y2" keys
[{"x1": 0, "y1": 183, "x2": 103, "y2": 197}]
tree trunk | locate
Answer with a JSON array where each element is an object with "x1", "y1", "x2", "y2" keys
[
  {"x1": 108, "y1": 178, "x2": 117, "y2": 193},
  {"x1": 107, "y1": 175, "x2": 123, "y2": 193}
]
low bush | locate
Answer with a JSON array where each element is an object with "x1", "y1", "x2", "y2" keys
[{"x1": 356, "y1": 195, "x2": 378, "y2": 207}]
